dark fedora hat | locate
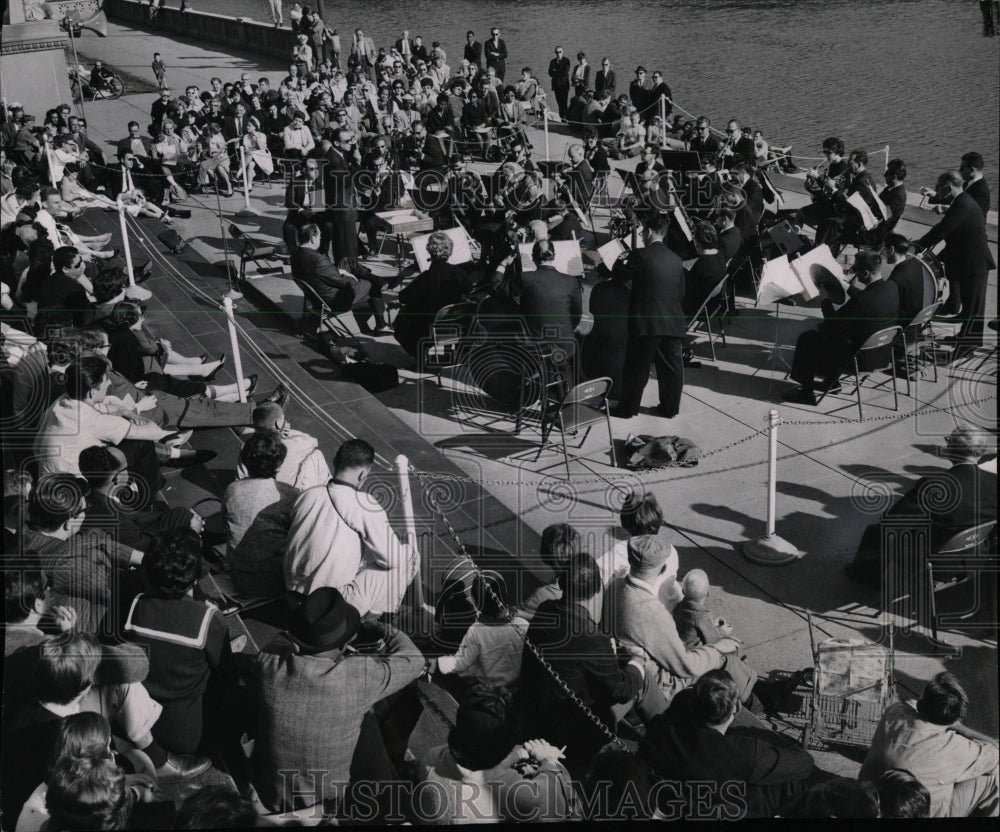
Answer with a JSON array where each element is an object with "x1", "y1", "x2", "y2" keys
[{"x1": 288, "y1": 587, "x2": 361, "y2": 653}]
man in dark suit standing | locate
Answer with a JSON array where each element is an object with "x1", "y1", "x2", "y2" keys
[
  {"x1": 628, "y1": 67, "x2": 653, "y2": 116},
  {"x1": 463, "y1": 31, "x2": 483, "y2": 71},
  {"x1": 484, "y1": 27, "x2": 508, "y2": 81},
  {"x1": 782, "y1": 250, "x2": 900, "y2": 405},
  {"x1": 548, "y1": 46, "x2": 572, "y2": 120},
  {"x1": 394, "y1": 29, "x2": 415, "y2": 64},
  {"x1": 282, "y1": 158, "x2": 324, "y2": 254},
  {"x1": 291, "y1": 223, "x2": 387, "y2": 334},
  {"x1": 516, "y1": 240, "x2": 583, "y2": 385},
  {"x1": 731, "y1": 161, "x2": 764, "y2": 242},
  {"x1": 322, "y1": 127, "x2": 362, "y2": 269},
  {"x1": 611, "y1": 212, "x2": 687, "y2": 419},
  {"x1": 595, "y1": 58, "x2": 616, "y2": 98},
  {"x1": 846, "y1": 425, "x2": 998, "y2": 586},
  {"x1": 918, "y1": 170, "x2": 992, "y2": 351},
  {"x1": 959, "y1": 152, "x2": 991, "y2": 216}
]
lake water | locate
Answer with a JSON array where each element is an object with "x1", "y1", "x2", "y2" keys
[{"x1": 192, "y1": 0, "x2": 999, "y2": 194}]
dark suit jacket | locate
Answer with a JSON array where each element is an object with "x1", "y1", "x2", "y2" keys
[
  {"x1": 394, "y1": 37, "x2": 414, "y2": 57},
  {"x1": 563, "y1": 159, "x2": 594, "y2": 208},
  {"x1": 650, "y1": 81, "x2": 673, "y2": 114},
  {"x1": 641, "y1": 690, "x2": 814, "y2": 818},
  {"x1": 682, "y1": 251, "x2": 727, "y2": 317},
  {"x1": 888, "y1": 257, "x2": 933, "y2": 324},
  {"x1": 965, "y1": 177, "x2": 991, "y2": 217},
  {"x1": 595, "y1": 68, "x2": 616, "y2": 96},
  {"x1": 735, "y1": 178, "x2": 765, "y2": 240},
  {"x1": 518, "y1": 264, "x2": 583, "y2": 343},
  {"x1": 463, "y1": 40, "x2": 483, "y2": 67},
  {"x1": 628, "y1": 78, "x2": 652, "y2": 110},
  {"x1": 116, "y1": 134, "x2": 156, "y2": 161},
  {"x1": 395, "y1": 261, "x2": 474, "y2": 354},
  {"x1": 918, "y1": 191, "x2": 991, "y2": 278},
  {"x1": 820, "y1": 279, "x2": 900, "y2": 351},
  {"x1": 883, "y1": 463, "x2": 998, "y2": 551},
  {"x1": 548, "y1": 56, "x2": 571, "y2": 89},
  {"x1": 323, "y1": 147, "x2": 359, "y2": 221},
  {"x1": 484, "y1": 37, "x2": 508, "y2": 77},
  {"x1": 880, "y1": 183, "x2": 907, "y2": 222},
  {"x1": 291, "y1": 246, "x2": 353, "y2": 310},
  {"x1": 34, "y1": 271, "x2": 95, "y2": 325},
  {"x1": 519, "y1": 599, "x2": 644, "y2": 767},
  {"x1": 613, "y1": 239, "x2": 686, "y2": 338}
]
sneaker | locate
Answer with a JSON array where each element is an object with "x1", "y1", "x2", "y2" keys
[{"x1": 155, "y1": 752, "x2": 211, "y2": 783}]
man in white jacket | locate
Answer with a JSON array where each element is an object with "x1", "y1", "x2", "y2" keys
[
  {"x1": 236, "y1": 402, "x2": 330, "y2": 491},
  {"x1": 284, "y1": 438, "x2": 418, "y2": 617}
]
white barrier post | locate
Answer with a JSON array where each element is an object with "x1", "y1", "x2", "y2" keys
[
  {"x1": 45, "y1": 142, "x2": 57, "y2": 188},
  {"x1": 237, "y1": 145, "x2": 258, "y2": 217},
  {"x1": 659, "y1": 94, "x2": 666, "y2": 133},
  {"x1": 118, "y1": 197, "x2": 152, "y2": 301},
  {"x1": 396, "y1": 454, "x2": 427, "y2": 612},
  {"x1": 742, "y1": 409, "x2": 803, "y2": 565},
  {"x1": 221, "y1": 296, "x2": 247, "y2": 403},
  {"x1": 543, "y1": 108, "x2": 550, "y2": 162}
]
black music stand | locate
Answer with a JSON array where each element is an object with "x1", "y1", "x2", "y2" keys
[
  {"x1": 766, "y1": 221, "x2": 805, "y2": 256},
  {"x1": 659, "y1": 150, "x2": 703, "y2": 172},
  {"x1": 616, "y1": 168, "x2": 642, "y2": 196}
]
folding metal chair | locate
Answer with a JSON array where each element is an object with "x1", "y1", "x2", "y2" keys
[
  {"x1": 815, "y1": 325, "x2": 909, "y2": 419},
  {"x1": 925, "y1": 522, "x2": 997, "y2": 641},
  {"x1": 901, "y1": 301, "x2": 942, "y2": 383},
  {"x1": 685, "y1": 278, "x2": 728, "y2": 361},
  {"x1": 532, "y1": 377, "x2": 617, "y2": 478}
]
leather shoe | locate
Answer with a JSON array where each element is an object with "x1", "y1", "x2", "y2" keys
[
  {"x1": 781, "y1": 387, "x2": 817, "y2": 405},
  {"x1": 609, "y1": 406, "x2": 636, "y2": 419},
  {"x1": 154, "y1": 752, "x2": 211, "y2": 783},
  {"x1": 164, "y1": 449, "x2": 217, "y2": 468},
  {"x1": 260, "y1": 384, "x2": 289, "y2": 409},
  {"x1": 651, "y1": 405, "x2": 678, "y2": 418}
]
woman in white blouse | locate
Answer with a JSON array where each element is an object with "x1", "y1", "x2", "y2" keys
[
  {"x1": 239, "y1": 118, "x2": 274, "y2": 188},
  {"x1": 282, "y1": 111, "x2": 315, "y2": 160}
]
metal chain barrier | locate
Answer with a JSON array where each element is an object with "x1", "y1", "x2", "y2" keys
[{"x1": 411, "y1": 466, "x2": 632, "y2": 754}]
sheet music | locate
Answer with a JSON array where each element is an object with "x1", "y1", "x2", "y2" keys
[
  {"x1": 871, "y1": 188, "x2": 891, "y2": 222},
  {"x1": 847, "y1": 191, "x2": 880, "y2": 230},
  {"x1": 789, "y1": 244, "x2": 845, "y2": 300},
  {"x1": 757, "y1": 254, "x2": 797, "y2": 306},
  {"x1": 411, "y1": 226, "x2": 474, "y2": 272},
  {"x1": 519, "y1": 239, "x2": 584, "y2": 275}
]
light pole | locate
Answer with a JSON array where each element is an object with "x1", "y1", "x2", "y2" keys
[{"x1": 61, "y1": 12, "x2": 86, "y2": 124}]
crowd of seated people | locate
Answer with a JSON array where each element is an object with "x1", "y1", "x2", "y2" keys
[{"x1": 2, "y1": 12, "x2": 997, "y2": 826}]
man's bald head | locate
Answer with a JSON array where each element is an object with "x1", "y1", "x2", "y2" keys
[{"x1": 945, "y1": 425, "x2": 989, "y2": 461}]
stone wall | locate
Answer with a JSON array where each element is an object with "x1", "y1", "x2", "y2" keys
[{"x1": 104, "y1": 0, "x2": 297, "y2": 61}]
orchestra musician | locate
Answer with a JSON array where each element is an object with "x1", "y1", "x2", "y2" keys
[
  {"x1": 782, "y1": 251, "x2": 900, "y2": 406},
  {"x1": 812, "y1": 149, "x2": 877, "y2": 246},
  {"x1": 825, "y1": 157, "x2": 909, "y2": 255},
  {"x1": 688, "y1": 116, "x2": 721, "y2": 159},
  {"x1": 793, "y1": 136, "x2": 848, "y2": 229}
]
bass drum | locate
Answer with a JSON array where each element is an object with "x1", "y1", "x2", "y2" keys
[
  {"x1": 463, "y1": 338, "x2": 548, "y2": 411},
  {"x1": 913, "y1": 248, "x2": 947, "y2": 306}
]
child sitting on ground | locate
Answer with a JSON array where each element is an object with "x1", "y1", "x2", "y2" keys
[
  {"x1": 673, "y1": 569, "x2": 734, "y2": 649},
  {"x1": 518, "y1": 523, "x2": 581, "y2": 618}
]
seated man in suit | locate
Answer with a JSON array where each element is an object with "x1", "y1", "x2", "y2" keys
[
  {"x1": 640, "y1": 669, "x2": 816, "y2": 819},
  {"x1": 782, "y1": 250, "x2": 900, "y2": 405},
  {"x1": 291, "y1": 223, "x2": 387, "y2": 335},
  {"x1": 846, "y1": 425, "x2": 998, "y2": 586},
  {"x1": 882, "y1": 232, "x2": 936, "y2": 325}
]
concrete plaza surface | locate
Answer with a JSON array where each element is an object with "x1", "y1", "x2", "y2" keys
[{"x1": 64, "y1": 15, "x2": 997, "y2": 778}]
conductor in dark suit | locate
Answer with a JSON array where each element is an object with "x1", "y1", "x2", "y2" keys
[
  {"x1": 291, "y1": 223, "x2": 384, "y2": 334},
  {"x1": 484, "y1": 28, "x2": 508, "y2": 81},
  {"x1": 322, "y1": 128, "x2": 361, "y2": 269},
  {"x1": 610, "y1": 212, "x2": 687, "y2": 419},
  {"x1": 517, "y1": 239, "x2": 584, "y2": 385},
  {"x1": 959, "y1": 152, "x2": 991, "y2": 217},
  {"x1": 782, "y1": 250, "x2": 900, "y2": 406},
  {"x1": 918, "y1": 170, "x2": 993, "y2": 349},
  {"x1": 846, "y1": 426, "x2": 998, "y2": 586}
]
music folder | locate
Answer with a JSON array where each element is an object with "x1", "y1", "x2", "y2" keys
[
  {"x1": 659, "y1": 150, "x2": 703, "y2": 172},
  {"x1": 847, "y1": 192, "x2": 880, "y2": 230}
]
